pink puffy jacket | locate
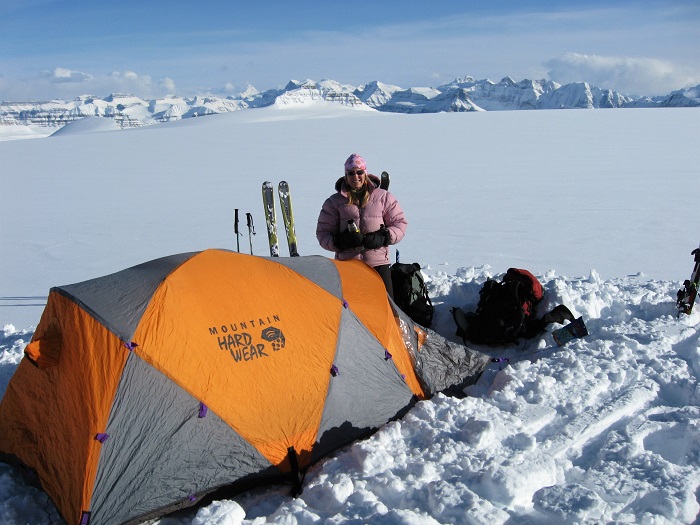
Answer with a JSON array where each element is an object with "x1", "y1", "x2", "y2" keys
[{"x1": 316, "y1": 174, "x2": 407, "y2": 267}]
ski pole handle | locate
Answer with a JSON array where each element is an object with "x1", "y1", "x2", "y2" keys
[{"x1": 246, "y1": 213, "x2": 256, "y2": 255}]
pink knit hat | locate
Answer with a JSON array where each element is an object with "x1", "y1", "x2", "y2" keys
[{"x1": 344, "y1": 153, "x2": 367, "y2": 172}]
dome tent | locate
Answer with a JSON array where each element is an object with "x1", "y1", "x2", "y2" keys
[{"x1": 0, "y1": 249, "x2": 488, "y2": 525}]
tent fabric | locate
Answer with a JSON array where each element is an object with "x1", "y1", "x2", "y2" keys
[
  {"x1": 391, "y1": 304, "x2": 491, "y2": 397},
  {"x1": 0, "y1": 293, "x2": 129, "y2": 525},
  {"x1": 91, "y1": 353, "x2": 278, "y2": 525},
  {"x1": 0, "y1": 249, "x2": 488, "y2": 525},
  {"x1": 55, "y1": 251, "x2": 197, "y2": 342}
]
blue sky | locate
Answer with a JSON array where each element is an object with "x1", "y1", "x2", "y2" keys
[{"x1": 1, "y1": 0, "x2": 698, "y2": 100}]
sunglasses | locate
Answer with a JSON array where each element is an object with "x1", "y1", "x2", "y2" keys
[{"x1": 346, "y1": 169, "x2": 365, "y2": 177}]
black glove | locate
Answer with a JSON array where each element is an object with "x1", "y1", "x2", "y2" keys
[
  {"x1": 334, "y1": 228, "x2": 363, "y2": 251},
  {"x1": 362, "y1": 225, "x2": 390, "y2": 249}
]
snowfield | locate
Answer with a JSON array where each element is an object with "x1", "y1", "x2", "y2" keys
[{"x1": 1, "y1": 104, "x2": 699, "y2": 524}]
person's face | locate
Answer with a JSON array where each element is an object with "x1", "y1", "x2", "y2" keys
[{"x1": 345, "y1": 169, "x2": 366, "y2": 190}]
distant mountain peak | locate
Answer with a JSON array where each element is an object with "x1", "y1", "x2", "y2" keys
[{"x1": 1, "y1": 77, "x2": 697, "y2": 130}]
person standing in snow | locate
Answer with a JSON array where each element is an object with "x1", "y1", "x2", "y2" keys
[{"x1": 316, "y1": 153, "x2": 407, "y2": 299}]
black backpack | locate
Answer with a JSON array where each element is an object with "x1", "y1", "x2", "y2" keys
[
  {"x1": 452, "y1": 268, "x2": 573, "y2": 345},
  {"x1": 391, "y1": 262, "x2": 434, "y2": 328}
]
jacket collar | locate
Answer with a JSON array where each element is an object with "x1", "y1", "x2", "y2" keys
[{"x1": 335, "y1": 174, "x2": 380, "y2": 196}]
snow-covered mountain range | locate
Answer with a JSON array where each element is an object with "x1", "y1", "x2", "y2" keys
[{"x1": 1, "y1": 76, "x2": 698, "y2": 130}]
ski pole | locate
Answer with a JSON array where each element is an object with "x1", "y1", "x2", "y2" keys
[
  {"x1": 246, "y1": 213, "x2": 256, "y2": 255},
  {"x1": 234, "y1": 209, "x2": 240, "y2": 252}
]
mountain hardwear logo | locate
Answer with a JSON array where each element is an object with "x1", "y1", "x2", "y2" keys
[
  {"x1": 261, "y1": 327, "x2": 286, "y2": 351},
  {"x1": 211, "y1": 322, "x2": 286, "y2": 363}
]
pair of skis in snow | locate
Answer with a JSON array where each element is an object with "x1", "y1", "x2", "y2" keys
[{"x1": 262, "y1": 181, "x2": 299, "y2": 257}]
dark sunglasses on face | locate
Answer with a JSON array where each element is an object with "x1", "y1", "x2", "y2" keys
[{"x1": 346, "y1": 169, "x2": 365, "y2": 177}]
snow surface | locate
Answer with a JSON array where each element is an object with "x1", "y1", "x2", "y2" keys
[{"x1": 1, "y1": 103, "x2": 699, "y2": 524}]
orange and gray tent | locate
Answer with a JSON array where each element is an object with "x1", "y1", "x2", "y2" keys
[{"x1": 0, "y1": 249, "x2": 488, "y2": 525}]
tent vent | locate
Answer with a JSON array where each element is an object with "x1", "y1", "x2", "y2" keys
[
  {"x1": 330, "y1": 364, "x2": 339, "y2": 377},
  {"x1": 94, "y1": 433, "x2": 109, "y2": 444},
  {"x1": 198, "y1": 402, "x2": 208, "y2": 418},
  {"x1": 124, "y1": 342, "x2": 139, "y2": 351},
  {"x1": 342, "y1": 299, "x2": 349, "y2": 308},
  {"x1": 80, "y1": 511, "x2": 91, "y2": 525},
  {"x1": 384, "y1": 349, "x2": 393, "y2": 361}
]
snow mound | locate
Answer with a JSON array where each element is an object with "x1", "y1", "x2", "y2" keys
[
  {"x1": 50, "y1": 116, "x2": 122, "y2": 136},
  {"x1": 0, "y1": 125, "x2": 52, "y2": 141}
]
